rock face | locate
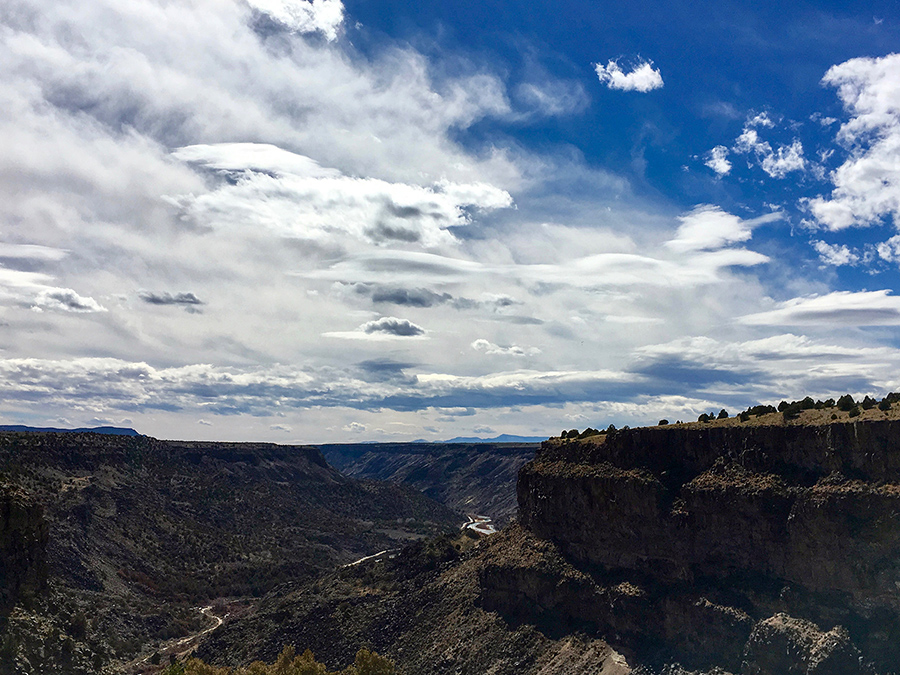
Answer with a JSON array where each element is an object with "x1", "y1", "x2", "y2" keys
[
  {"x1": 513, "y1": 420, "x2": 900, "y2": 673},
  {"x1": 0, "y1": 484, "x2": 47, "y2": 616}
]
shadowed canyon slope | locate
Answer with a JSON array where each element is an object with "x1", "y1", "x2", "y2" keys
[
  {"x1": 204, "y1": 416, "x2": 900, "y2": 674},
  {"x1": 0, "y1": 431, "x2": 460, "y2": 674},
  {"x1": 319, "y1": 442, "x2": 539, "y2": 525}
]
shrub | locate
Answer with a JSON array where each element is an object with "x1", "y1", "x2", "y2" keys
[
  {"x1": 698, "y1": 413, "x2": 711, "y2": 423},
  {"x1": 879, "y1": 398, "x2": 892, "y2": 411},
  {"x1": 658, "y1": 419, "x2": 668, "y2": 426},
  {"x1": 164, "y1": 645, "x2": 398, "y2": 675},
  {"x1": 849, "y1": 406, "x2": 861, "y2": 418},
  {"x1": 717, "y1": 409, "x2": 729, "y2": 419},
  {"x1": 861, "y1": 395, "x2": 877, "y2": 410},
  {"x1": 837, "y1": 394, "x2": 855, "y2": 412}
]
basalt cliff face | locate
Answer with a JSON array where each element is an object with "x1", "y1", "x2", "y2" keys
[
  {"x1": 0, "y1": 484, "x2": 47, "y2": 616},
  {"x1": 509, "y1": 420, "x2": 900, "y2": 673}
]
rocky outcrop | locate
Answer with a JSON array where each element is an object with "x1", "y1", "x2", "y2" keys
[
  {"x1": 0, "y1": 484, "x2": 47, "y2": 616},
  {"x1": 512, "y1": 420, "x2": 900, "y2": 672}
]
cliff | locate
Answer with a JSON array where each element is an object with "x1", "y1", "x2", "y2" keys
[
  {"x1": 512, "y1": 419, "x2": 900, "y2": 672},
  {"x1": 0, "y1": 484, "x2": 47, "y2": 617}
]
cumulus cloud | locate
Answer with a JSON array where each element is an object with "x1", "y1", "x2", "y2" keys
[
  {"x1": 363, "y1": 316, "x2": 425, "y2": 336},
  {"x1": 876, "y1": 235, "x2": 900, "y2": 263},
  {"x1": 733, "y1": 123, "x2": 806, "y2": 179},
  {"x1": 704, "y1": 146, "x2": 732, "y2": 176},
  {"x1": 740, "y1": 290, "x2": 900, "y2": 326},
  {"x1": 325, "y1": 316, "x2": 427, "y2": 340},
  {"x1": 759, "y1": 140, "x2": 806, "y2": 179},
  {"x1": 594, "y1": 59, "x2": 663, "y2": 92},
  {"x1": 245, "y1": 0, "x2": 344, "y2": 40},
  {"x1": 746, "y1": 112, "x2": 775, "y2": 128},
  {"x1": 32, "y1": 288, "x2": 106, "y2": 313},
  {"x1": 807, "y1": 53, "x2": 900, "y2": 230},
  {"x1": 812, "y1": 241, "x2": 859, "y2": 266},
  {"x1": 471, "y1": 338, "x2": 541, "y2": 356}
]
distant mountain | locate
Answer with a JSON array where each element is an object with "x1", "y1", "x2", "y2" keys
[
  {"x1": 441, "y1": 434, "x2": 547, "y2": 443},
  {"x1": 0, "y1": 424, "x2": 142, "y2": 436}
]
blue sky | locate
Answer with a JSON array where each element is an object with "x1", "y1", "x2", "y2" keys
[{"x1": 2, "y1": 0, "x2": 900, "y2": 441}]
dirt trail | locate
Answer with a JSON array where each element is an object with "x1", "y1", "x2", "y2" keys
[{"x1": 122, "y1": 605, "x2": 226, "y2": 673}]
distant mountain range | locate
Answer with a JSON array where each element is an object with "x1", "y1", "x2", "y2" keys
[
  {"x1": 440, "y1": 434, "x2": 547, "y2": 443},
  {"x1": 0, "y1": 424, "x2": 142, "y2": 436}
]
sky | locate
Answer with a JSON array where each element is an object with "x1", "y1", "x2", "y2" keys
[{"x1": 3, "y1": 0, "x2": 900, "y2": 442}]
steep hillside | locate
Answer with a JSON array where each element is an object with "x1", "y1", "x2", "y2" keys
[
  {"x1": 0, "y1": 432, "x2": 460, "y2": 674},
  {"x1": 320, "y1": 442, "x2": 539, "y2": 525},
  {"x1": 204, "y1": 416, "x2": 900, "y2": 674}
]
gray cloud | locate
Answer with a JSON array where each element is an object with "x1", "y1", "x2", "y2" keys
[
  {"x1": 139, "y1": 291, "x2": 204, "y2": 306},
  {"x1": 362, "y1": 317, "x2": 425, "y2": 337}
]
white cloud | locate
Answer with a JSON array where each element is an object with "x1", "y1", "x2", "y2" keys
[
  {"x1": 171, "y1": 143, "x2": 513, "y2": 248},
  {"x1": 759, "y1": 140, "x2": 806, "y2": 179},
  {"x1": 32, "y1": 288, "x2": 107, "y2": 313},
  {"x1": 245, "y1": 0, "x2": 344, "y2": 40},
  {"x1": 733, "y1": 123, "x2": 806, "y2": 179},
  {"x1": 665, "y1": 205, "x2": 780, "y2": 253},
  {"x1": 269, "y1": 423, "x2": 292, "y2": 432},
  {"x1": 740, "y1": 290, "x2": 900, "y2": 326},
  {"x1": 746, "y1": 112, "x2": 775, "y2": 128},
  {"x1": 812, "y1": 240, "x2": 859, "y2": 266},
  {"x1": 515, "y1": 80, "x2": 589, "y2": 117},
  {"x1": 471, "y1": 338, "x2": 541, "y2": 357},
  {"x1": 808, "y1": 53, "x2": 900, "y2": 230},
  {"x1": 704, "y1": 146, "x2": 732, "y2": 176},
  {"x1": 594, "y1": 59, "x2": 663, "y2": 93},
  {"x1": 343, "y1": 421, "x2": 366, "y2": 433},
  {"x1": 876, "y1": 235, "x2": 900, "y2": 263}
]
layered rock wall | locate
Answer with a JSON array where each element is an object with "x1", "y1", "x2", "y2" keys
[{"x1": 513, "y1": 420, "x2": 900, "y2": 672}]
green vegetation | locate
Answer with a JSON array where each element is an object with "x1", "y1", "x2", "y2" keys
[
  {"x1": 553, "y1": 392, "x2": 900, "y2": 440},
  {"x1": 162, "y1": 645, "x2": 398, "y2": 675},
  {"x1": 560, "y1": 428, "x2": 603, "y2": 439}
]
